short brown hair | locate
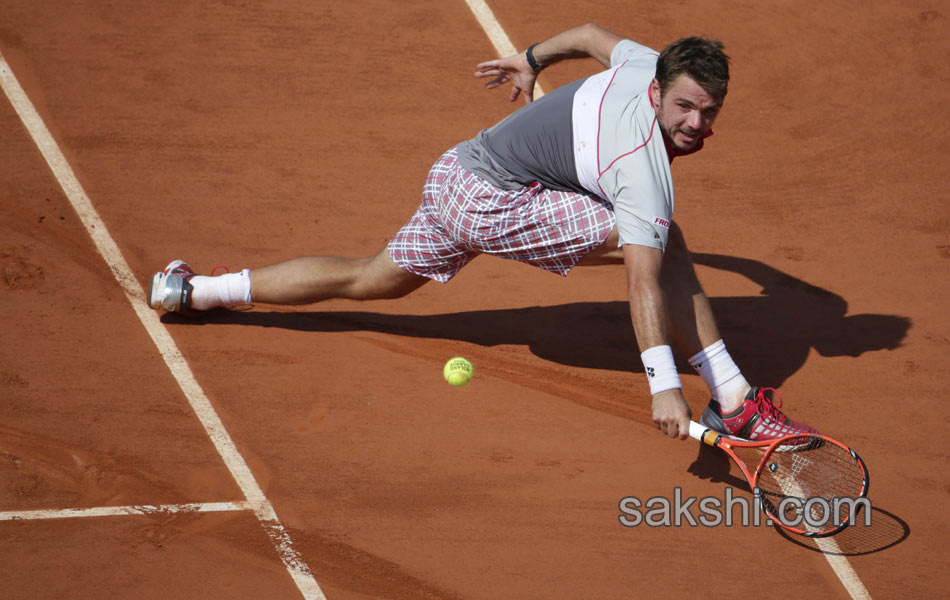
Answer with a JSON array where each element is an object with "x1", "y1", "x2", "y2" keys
[{"x1": 656, "y1": 37, "x2": 730, "y2": 99}]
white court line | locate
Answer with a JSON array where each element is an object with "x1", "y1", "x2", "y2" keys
[
  {"x1": 0, "y1": 53, "x2": 325, "y2": 600},
  {"x1": 777, "y1": 478, "x2": 872, "y2": 600},
  {"x1": 463, "y1": 0, "x2": 545, "y2": 99},
  {"x1": 815, "y1": 537, "x2": 872, "y2": 600},
  {"x1": 0, "y1": 501, "x2": 249, "y2": 522}
]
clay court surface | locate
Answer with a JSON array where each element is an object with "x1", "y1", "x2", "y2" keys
[{"x1": 1, "y1": 1, "x2": 948, "y2": 598}]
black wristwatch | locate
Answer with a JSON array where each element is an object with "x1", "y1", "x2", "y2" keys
[{"x1": 526, "y1": 43, "x2": 543, "y2": 72}]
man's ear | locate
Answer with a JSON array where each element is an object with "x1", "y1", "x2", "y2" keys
[{"x1": 649, "y1": 78, "x2": 661, "y2": 110}]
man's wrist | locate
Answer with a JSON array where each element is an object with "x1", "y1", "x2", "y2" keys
[
  {"x1": 525, "y1": 43, "x2": 544, "y2": 72},
  {"x1": 641, "y1": 345, "x2": 682, "y2": 395}
]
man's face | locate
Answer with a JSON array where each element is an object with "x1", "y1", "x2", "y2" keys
[{"x1": 650, "y1": 74, "x2": 723, "y2": 152}]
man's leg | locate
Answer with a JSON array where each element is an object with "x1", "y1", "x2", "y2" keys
[
  {"x1": 660, "y1": 224, "x2": 721, "y2": 357},
  {"x1": 150, "y1": 248, "x2": 430, "y2": 312},
  {"x1": 574, "y1": 226, "x2": 624, "y2": 266},
  {"x1": 249, "y1": 248, "x2": 429, "y2": 304}
]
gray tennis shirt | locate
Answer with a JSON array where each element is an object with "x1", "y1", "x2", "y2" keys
[{"x1": 457, "y1": 40, "x2": 678, "y2": 251}]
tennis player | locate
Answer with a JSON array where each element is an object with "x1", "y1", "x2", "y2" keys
[{"x1": 148, "y1": 23, "x2": 817, "y2": 443}]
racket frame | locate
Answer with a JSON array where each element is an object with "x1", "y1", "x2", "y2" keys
[{"x1": 688, "y1": 420, "x2": 870, "y2": 537}]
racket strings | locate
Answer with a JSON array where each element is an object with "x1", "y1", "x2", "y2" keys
[{"x1": 755, "y1": 437, "x2": 867, "y2": 533}]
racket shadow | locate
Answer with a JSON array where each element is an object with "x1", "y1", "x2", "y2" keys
[
  {"x1": 772, "y1": 505, "x2": 910, "y2": 555},
  {"x1": 686, "y1": 442, "x2": 749, "y2": 491}
]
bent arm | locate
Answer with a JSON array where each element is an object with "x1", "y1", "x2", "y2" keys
[
  {"x1": 624, "y1": 243, "x2": 692, "y2": 439},
  {"x1": 475, "y1": 23, "x2": 624, "y2": 102},
  {"x1": 529, "y1": 22, "x2": 625, "y2": 70}
]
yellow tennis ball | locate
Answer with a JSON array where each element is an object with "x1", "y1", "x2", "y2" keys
[{"x1": 443, "y1": 357, "x2": 473, "y2": 386}]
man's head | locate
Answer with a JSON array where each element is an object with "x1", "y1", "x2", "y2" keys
[
  {"x1": 650, "y1": 37, "x2": 731, "y2": 152},
  {"x1": 656, "y1": 37, "x2": 730, "y2": 99}
]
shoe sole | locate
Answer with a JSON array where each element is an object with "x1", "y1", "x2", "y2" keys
[
  {"x1": 147, "y1": 260, "x2": 194, "y2": 312},
  {"x1": 147, "y1": 271, "x2": 165, "y2": 309}
]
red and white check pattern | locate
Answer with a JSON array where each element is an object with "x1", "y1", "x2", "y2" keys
[{"x1": 388, "y1": 147, "x2": 616, "y2": 282}]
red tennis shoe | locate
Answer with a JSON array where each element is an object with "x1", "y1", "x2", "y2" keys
[{"x1": 701, "y1": 387, "x2": 819, "y2": 450}]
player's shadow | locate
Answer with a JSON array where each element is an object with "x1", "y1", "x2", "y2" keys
[
  {"x1": 688, "y1": 252, "x2": 911, "y2": 387},
  {"x1": 167, "y1": 253, "x2": 910, "y2": 386}
]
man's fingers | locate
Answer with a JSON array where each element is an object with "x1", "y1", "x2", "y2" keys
[
  {"x1": 677, "y1": 417, "x2": 690, "y2": 440},
  {"x1": 523, "y1": 82, "x2": 535, "y2": 103},
  {"x1": 654, "y1": 418, "x2": 673, "y2": 437},
  {"x1": 665, "y1": 420, "x2": 685, "y2": 439},
  {"x1": 474, "y1": 68, "x2": 503, "y2": 78},
  {"x1": 654, "y1": 417, "x2": 689, "y2": 439},
  {"x1": 483, "y1": 74, "x2": 509, "y2": 88},
  {"x1": 483, "y1": 74, "x2": 508, "y2": 90}
]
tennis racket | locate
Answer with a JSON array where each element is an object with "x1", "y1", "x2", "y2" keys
[{"x1": 688, "y1": 420, "x2": 870, "y2": 537}]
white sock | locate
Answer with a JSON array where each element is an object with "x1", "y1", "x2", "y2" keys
[
  {"x1": 688, "y1": 339, "x2": 749, "y2": 408},
  {"x1": 189, "y1": 269, "x2": 252, "y2": 310}
]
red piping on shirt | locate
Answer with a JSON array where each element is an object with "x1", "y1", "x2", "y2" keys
[
  {"x1": 599, "y1": 118, "x2": 656, "y2": 175},
  {"x1": 595, "y1": 58, "x2": 660, "y2": 196},
  {"x1": 595, "y1": 61, "x2": 626, "y2": 183}
]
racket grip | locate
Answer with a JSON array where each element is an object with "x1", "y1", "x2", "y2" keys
[
  {"x1": 688, "y1": 420, "x2": 706, "y2": 441},
  {"x1": 688, "y1": 420, "x2": 718, "y2": 445}
]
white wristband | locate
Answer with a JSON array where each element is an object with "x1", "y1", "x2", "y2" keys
[{"x1": 640, "y1": 345, "x2": 682, "y2": 395}]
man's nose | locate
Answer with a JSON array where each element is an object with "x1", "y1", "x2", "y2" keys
[{"x1": 686, "y1": 110, "x2": 703, "y2": 131}]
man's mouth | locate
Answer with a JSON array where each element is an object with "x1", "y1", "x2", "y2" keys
[{"x1": 679, "y1": 129, "x2": 700, "y2": 142}]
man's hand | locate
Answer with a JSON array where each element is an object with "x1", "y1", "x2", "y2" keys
[
  {"x1": 475, "y1": 53, "x2": 538, "y2": 103},
  {"x1": 652, "y1": 389, "x2": 692, "y2": 439}
]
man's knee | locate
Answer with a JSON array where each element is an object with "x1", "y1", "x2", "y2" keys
[
  {"x1": 663, "y1": 223, "x2": 692, "y2": 263},
  {"x1": 666, "y1": 222, "x2": 687, "y2": 251},
  {"x1": 661, "y1": 223, "x2": 703, "y2": 289},
  {"x1": 352, "y1": 249, "x2": 428, "y2": 300},
  {"x1": 576, "y1": 226, "x2": 623, "y2": 266}
]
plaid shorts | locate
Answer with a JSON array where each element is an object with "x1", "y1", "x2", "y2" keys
[{"x1": 388, "y1": 147, "x2": 616, "y2": 282}]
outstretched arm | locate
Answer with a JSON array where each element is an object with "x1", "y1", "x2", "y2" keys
[
  {"x1": 475, "y1": 22, "x2": 625, "y2": 103},
  {"x1": 624, "y1": 243, "x2": 692, "y2": 440}
]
